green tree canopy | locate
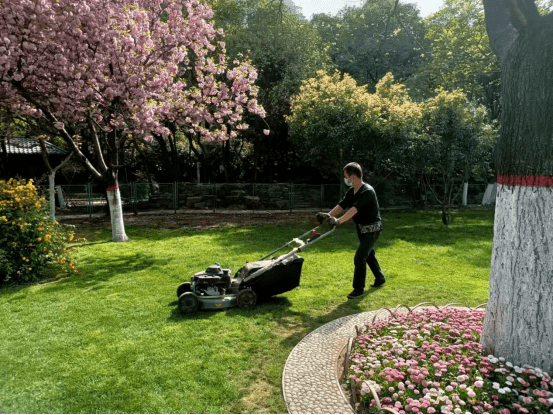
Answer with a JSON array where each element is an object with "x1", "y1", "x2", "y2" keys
[{"x1": 312, "y1": 0, "x2": 428, "y2": 90}]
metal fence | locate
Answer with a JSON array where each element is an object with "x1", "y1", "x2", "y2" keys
[{"x1": 41, "y1": 182, "x2": 491, "y2": 217}]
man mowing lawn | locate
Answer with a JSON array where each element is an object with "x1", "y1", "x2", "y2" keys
[{"x1": 321, "y1": 162, "x2": 386, "y2": 299}]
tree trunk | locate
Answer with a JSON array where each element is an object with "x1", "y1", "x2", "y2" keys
[
  {"x1": 106, "y1": 182, "x2": 129, "y2": 242},
  {"x1": 481, "y1": 2, "x2": 553, "y2": 372},
  {"x1": 482, "y1": 184, "x2": 553, "y2": 372},
  {"x1": 462, "y1": 182, "x2": 468, "y2": 206},
  {"x1": 48, "y1": 173, "x2": 56, "y2": 221}
]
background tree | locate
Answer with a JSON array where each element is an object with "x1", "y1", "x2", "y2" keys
[
  {"x1": 415, "y1": 90, "x2": 497, "y2": 224},
  {"x1": 409, "y1": 0, "x2": 501, "y2": 118},
  {"x1": 480, "y1": 0, "x2": 553, "y2": 372},
  {"x1": 206, "y1": 0, "x2": 332, "y2": 182},
  {"x1": 312, "y1": 0, "x2": 428, "y2": 91},
  {"x1": 287, "y1": 71, "x2": 421, "y2": 185},
  {"x1": 0, "y1": 0, "x2": 264, "y2": 241}
]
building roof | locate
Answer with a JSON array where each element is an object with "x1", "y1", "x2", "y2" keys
[{"x1": 0, "y1": 137, "x2": 70, "y2": 155}]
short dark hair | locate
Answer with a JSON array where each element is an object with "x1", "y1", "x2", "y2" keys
[{"x1": 343, "y1": 162, "x2": 363, "y2": 179}]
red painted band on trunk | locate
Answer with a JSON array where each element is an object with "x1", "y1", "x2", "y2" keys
[
  {"x1": 106, "y1": 185, "x2": 119, "y2": 191},
  {"x1": 497, "y1": 175, "x2": 553, "y2": 187}
]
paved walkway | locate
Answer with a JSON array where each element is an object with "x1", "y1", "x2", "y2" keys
[{"x1": 282, "y1": 309, "x2": 391, "y2": 414}]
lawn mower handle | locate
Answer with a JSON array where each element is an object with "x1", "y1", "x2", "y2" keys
[{"x1": 258, "y1": 224, "x2": 336, "y2": 261}]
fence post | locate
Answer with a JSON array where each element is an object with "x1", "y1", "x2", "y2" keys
[
  {"x1": 173, "y1": 181, "x2": 178, "y2": 212},
  {"x1": 289, "y1": 183, "x2": 293, "y2": 212},
  {"x1": 86, "y1": 182, "x2": 93, "y2": 219},
  {"x1": 213, "y1": 183, "x2": 217, "y2": 213}
]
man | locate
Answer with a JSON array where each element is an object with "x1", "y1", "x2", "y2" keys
[{"x1": 322, "y1": 162, "x2": 386, "y2": 299}]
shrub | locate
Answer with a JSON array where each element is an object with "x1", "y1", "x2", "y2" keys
[{"x1": 0, "y1": 178, "x2": 77, "y2": 285}]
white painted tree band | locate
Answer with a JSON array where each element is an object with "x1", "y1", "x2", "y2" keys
[{"x1": 482, "y1": 182, "x2": 553, "y2": 373}]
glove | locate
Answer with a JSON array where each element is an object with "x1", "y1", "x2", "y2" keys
[
  {"x1": 328, "y1": 216, "x2": 339, "y2": 226},
  {"x1": 316, "y1": 212, "x2": 331, "y2": 224}
]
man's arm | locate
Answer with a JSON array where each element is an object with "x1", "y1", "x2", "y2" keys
[
  {"x1": 337, "y1": 207, "x2": 358, "y2": 225},
  {"x1": 329, "y1": 205, "x2": 343, "y2": 217}
]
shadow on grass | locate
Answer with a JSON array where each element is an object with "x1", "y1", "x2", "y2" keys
[{"x1": 37, "y1": 252, "x2": 167, "y2": 294}]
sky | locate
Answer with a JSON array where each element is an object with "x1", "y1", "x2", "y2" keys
[{"x1": 294, "y1": 0, "x2": 445, "y2": 20}]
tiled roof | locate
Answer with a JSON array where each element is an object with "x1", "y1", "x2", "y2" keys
[{"x1": 0, "y1": 137, "x2": 70, "y2": 155}]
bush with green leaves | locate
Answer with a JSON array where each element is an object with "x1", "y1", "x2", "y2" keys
[{"x1": 0, "y1": 178, "x2": 77, "y2": 285}]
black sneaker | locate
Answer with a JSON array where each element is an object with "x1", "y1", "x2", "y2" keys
[
  {"x1": 370, "y1": 279, "x2": 386, "y2": 288},
  {"x1": 347, "y1": 290, "x2": 365, "y2": 299}
]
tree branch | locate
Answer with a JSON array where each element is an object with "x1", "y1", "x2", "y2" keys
[
  {"x1": 87, "y1": 118, "x2": 109, "y2": 173},
  {"x1": 508, "y1": 0, "x2": 540, "y2": 32},
  {"x1": 37, "y1": 136, "x2": 53, "y2": 173},
  {"x1": 483, "y1": 0, "x2": 520, "y2": 62},
  {"x1": 11, "y1": 80, "x2": 103, "y2": 180}
]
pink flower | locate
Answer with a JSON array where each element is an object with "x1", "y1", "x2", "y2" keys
[
  {"x1": 498, "y1": 409, "x2": 511, "y2": 414},
  {"x1": 523, "y1": 397, "x2": 532, "y2": 404},
  {"x1": 474, "y1": 381, "x2": 484, "y2": 388},
  {"x1": 263, "y1": 129, "x2": 270, "y2": 135}
]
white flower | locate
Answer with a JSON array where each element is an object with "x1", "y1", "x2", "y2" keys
[
  {"x1": 506, "y1": 362, "x2": 513, "y2": 368},
  {"x1": 499, "y1": 357, "x2": 506, "y2": 362},
  {"x1": 498, "y1": 388, "x2": 506, "y2": 394},
  {"x1": 493, "y1": 383, "x2": 500, "y2": 390},
  {"x1": 503, "y1": 387, "x2": 512, "y2": 393}
]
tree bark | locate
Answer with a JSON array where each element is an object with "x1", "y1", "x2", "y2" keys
[
  {"x1": 482, "y1": 184, "x2": 553, "y2": 372},
  {"x1": 106, "y1": 182, "x2": 129, "y2": 242},
  {"x1": 481, "y1": 0, "x2": 553, "y2": 371}
]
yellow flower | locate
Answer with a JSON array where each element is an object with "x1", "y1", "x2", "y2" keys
[
  {"x1": 37, "y1": 237, "x2": 42, "y2": 241},
  {"x1": 69, "y1": 235, "x2": 74, "y2": 242},
  {"x1": 28, "y1": 267, "x2": 32, "y2": 271}
]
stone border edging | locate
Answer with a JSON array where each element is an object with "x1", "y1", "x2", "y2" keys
[{"x1": 282, "y1": 310, "x2": 391, "y2": 414}]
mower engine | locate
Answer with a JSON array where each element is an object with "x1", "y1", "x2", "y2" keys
[{"x1": 191, "y1": 263, "x2": 233, "y2": 296}]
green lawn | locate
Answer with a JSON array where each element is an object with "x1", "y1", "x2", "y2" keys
[{"x1": 0, "y1": 209, "x2": 494, "y2": 414}]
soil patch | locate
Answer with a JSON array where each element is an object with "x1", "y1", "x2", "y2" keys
[{"x1": 59, "y1": 211, "x2": 317, "y2": 230}]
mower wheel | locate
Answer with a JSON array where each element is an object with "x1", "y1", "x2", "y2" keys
[
  {"x1": 178, "y1": 292, "x2": 200, "y2": 314},
  {"x1": 237, "y1": 289, "x2": 257, "y2": 309},
  {"x1": 176, "y1": 282, "x2": 192, "y2": 298}
]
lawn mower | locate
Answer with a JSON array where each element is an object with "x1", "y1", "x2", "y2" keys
[{"x1": 176, "y1": 220, "x2": 336, "y2": 314}]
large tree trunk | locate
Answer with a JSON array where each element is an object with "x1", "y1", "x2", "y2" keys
[
  {"x1": 483, "y1": 183, "x2": 553, "y2": 371},
  {"x1": 481, "y1": 1, "x2": 553, "y2": 372}
]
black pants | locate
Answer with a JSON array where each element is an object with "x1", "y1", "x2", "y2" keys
[{"x1": 353, "y1": 230, "x2": 385, "y2": 290}]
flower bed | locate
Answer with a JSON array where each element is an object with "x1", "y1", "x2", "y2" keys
[{"x1": 347, "y1": 307, "x2": 553, "y2": 414}]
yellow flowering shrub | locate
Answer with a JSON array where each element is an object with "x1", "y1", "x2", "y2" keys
[{"x1": 0, "y1": 178, "x2": 77, "y2": 285}]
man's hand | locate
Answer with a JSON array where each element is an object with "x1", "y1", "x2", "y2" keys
[
  {"x1": 328, "y1": 216, "x2": 339, "y2": 226},
  {"x1": 316, "y1": 212, "x2": 331, "y2": 224}
]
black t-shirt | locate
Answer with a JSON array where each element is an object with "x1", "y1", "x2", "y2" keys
[{"x1": 338, "y1": 183, "x2": 381, "y2": 225}]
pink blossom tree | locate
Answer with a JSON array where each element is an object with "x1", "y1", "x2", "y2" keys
[{"x1": 0, "y1": 0, "x2": 265, "y2": 241}]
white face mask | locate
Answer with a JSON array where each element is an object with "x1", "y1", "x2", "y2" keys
[{"x1": 344, "y1": 178, "x2": 352, "y2": 186}]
